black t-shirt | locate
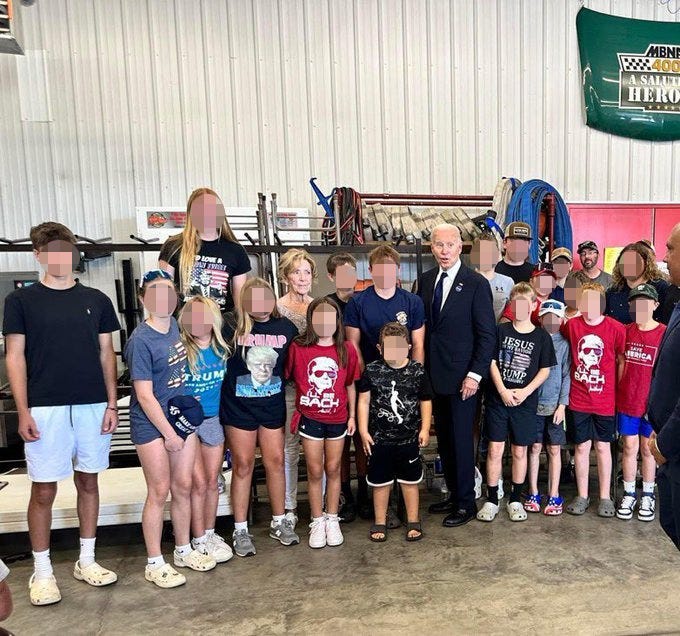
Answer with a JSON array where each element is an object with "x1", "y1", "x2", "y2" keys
[
  {"x1": 494, "y1": 260, "x2": 535, "y2": 284},
  {"x1": 357, "y1": 359, "x2": 433, "y2": 445},
  {"x1": 2, "y1": 282, "x2": 121, "y2": 407},
  {"x1": 490, "y1": 322, "x2": 556, "y2": 409},
  {"x1": 220, "y1": 315, "x2": 298, "y2": 427},
  {"x1": 326, "y1": 292, "x2": 350, "y2": 315},
  {"x1": 159, "y1": 236, "x2": 251, "y2": 312},
  {"x1": 659, "y1": 284, "x2": 680, "y2": 326}
]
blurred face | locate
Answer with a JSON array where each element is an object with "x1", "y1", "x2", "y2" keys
[
  {"x1": 332, "y1": 264, "x2": 357, "y2": 292},
  {"x1": 286, "y1": 259, "x2": 313, "y2": 296},
  {"x1": 541, "y1": 312, "x2": 562, "y2": 335},
  {"x1": 629, "y1": 297, "x2": 657, "y2": 324},
  {"x1": 470, "y1": 240, "x2": 500, "y2": 271},
  {"x1": 531, "y1": 274, "x2": 555, "y2": 297},
  {"x1": 665, "y1": 227, "x2": 680, "y2": 286},
  {"x1": 379, "y1": 335, "x2": 410, "y2": 365},
  {"x1": 431, "y1": 227, "x2": 463, "y2": 270},
  {"x1": 311, "y1": 304, "x2": 337, "y2": 339},
  {"x1": 504, "y1": 237, "x2": 530, "y2": 262},
  {"x1": 370, "y1": 260, "x2": 398, "y2": 289},
  {"x1": 564, "y1": 279, "x2": 583, "y2": 310},
  {"x1": 143, "y1": 280, "x2": 178, "y2": 317},
  {"x1": 579, "y1": 289, "x2": 605, "y2": 320},
  {"x1": 552, "y1": 257, "x2": 572, "y2": 281},
  {"x1": 511, "y1": 296, "x2": 533, "y2": 321},
  {"x1": 620, "y1": 250, "x2": 644, "y2": 282},
  {"x1": 190, "y1": 193, "x2": 226, "y2": 234},
  {"x1": 181, "y1": 302, "x2": 213, "y2": 338},
  {"x1": 579, "y1": 249, "x2": 599, "y2": 271},
  {"x1": 35, "y1": 240, "x2": 80, "y2": 277},
  {"x1": 243, "y1": 286, "x2": 275, "y2": 321}
]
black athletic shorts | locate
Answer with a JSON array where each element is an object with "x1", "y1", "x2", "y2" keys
[
  {"x1": 367, "y1": 442, "x2": 423, "y2": 487},
  {"x1": 571, "y1": 410, "x2": 616, "y2": 444},
  {"x1": 484, "y1": 397, "x2": 535, "y2": 447}
]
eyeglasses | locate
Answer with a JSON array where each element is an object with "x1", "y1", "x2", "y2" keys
[{"x1": 140, "y1": 269, "x2": 173, "y2": 288}]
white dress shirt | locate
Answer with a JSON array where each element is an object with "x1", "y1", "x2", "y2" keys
[{"x1": 434, "y1": 259, "x2": 481, "y2": 384}]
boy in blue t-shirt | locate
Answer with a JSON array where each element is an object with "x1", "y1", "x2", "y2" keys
[{"x1": 343, "y1": 245, "x2": 426, "y2": 519}]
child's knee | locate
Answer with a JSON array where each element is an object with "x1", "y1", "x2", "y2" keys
[
  {"x1": 511, "y1": 445, "x2": 527, "y2": 460},
  {"x1": 547, "y1": 444, "x2": 561, "y2": 458}
]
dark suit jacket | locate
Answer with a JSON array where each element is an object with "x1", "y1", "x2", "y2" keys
[
  {"x1": 416, "y1": 263, "x2": 496, "y2": 395},
  {"x1": 648, "y1": 304, "x2": 680, "y2": 460}
]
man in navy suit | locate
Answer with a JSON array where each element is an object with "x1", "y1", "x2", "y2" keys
[
  {"x1": 648, "y1": 223, "x2": 680, "y2": 549},
  {"x1": 416, "y1": 224, "x2": 496, "y2": 527}
]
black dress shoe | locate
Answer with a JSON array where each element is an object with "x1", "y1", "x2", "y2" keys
[
  {"x1": 428, "y1": 497, "x2": 455, "y2": 514},
  {"x1": 443, "y1": 508, "x2": 477, "y2": 527}
]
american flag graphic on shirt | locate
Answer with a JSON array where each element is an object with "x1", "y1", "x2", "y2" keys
[{"x1": 187, "y1": 261, "x2": 231, "y2": 309}]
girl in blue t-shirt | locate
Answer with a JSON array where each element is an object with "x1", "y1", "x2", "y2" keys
[
  {"x1": 178, "y1": 297, "x2": 232, "y2": 564},
  {"x1": 124, "y1": 270, "x2": 216, "y2": 589}
]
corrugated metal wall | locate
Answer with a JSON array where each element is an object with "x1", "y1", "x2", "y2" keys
[{"x1": 1, "y1": 0, "x2": 680, "y2": 291}]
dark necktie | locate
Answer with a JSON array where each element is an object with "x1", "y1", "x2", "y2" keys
[{"x1": 432, "y1": 272, "x2": 447, "y2": 323}]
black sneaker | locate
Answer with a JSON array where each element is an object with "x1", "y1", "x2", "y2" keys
[{"x1": 339, "y1": 499, "x2": 356, "y2": 523}]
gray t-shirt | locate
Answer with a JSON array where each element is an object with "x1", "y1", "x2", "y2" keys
[
  {"x1": 124, "y1": 319, "x2": 187, "y2": 428},
  {"x1": 589, "y1": 269, "x2": 613, "y2": 290},
  {"x1": 487, "y1": 272, "x2": 514, "y2": 322}
]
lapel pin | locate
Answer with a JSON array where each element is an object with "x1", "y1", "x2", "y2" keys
[{"x1": 455, "y1": 283, "x2": 463, "y2": 293}]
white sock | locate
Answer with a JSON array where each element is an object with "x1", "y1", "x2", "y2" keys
[
  {"x1": 193, "y1": 533, "x2": 207, "y2": 546},
  {"x1": 147, "y1": 555, "x2": 165, "y2": 570},
  {"x1": 205, "y1": 528, "x2": 215, "y2": 537},
  {"x1": 643, "y1": 481, "x2": 656, "y2": 495},
  {"x1": 175, "y1": 543, "x2": 192, "y2": 557},
  {"x1": 79, "y1": 537, "x2": 96, "y2": 568},
  {"x1": 312, "y1": 515, "x2": 325, "y2": 523},
  {"x1": 271, "y1": 514, "x2": 285, "y2": 527},
  {"x1": 33, "y1": 549, "x2": 53, "y2": 580},
  {"x1": 623, "y1": 480, "x2": 636, "y2": 494},
  {"x1": 234, "y1": 521, "x2": 248, "y2": 532}
]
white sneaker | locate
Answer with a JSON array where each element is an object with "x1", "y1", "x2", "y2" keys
[
  {"x1": 308, "y1": 517, "x2": 327, "y2": 549},
  {"x1": 29, "y1": 573, "x2": 61, "y2": 606},
  {"x1": 474, "y1": 466, "x2": 483, "y2": 500},
  {"x1": 325, "y1": 515, "x2": 344, "y2": 547},
  {"x1": 638, "y1": 494, "x2": 656, "y2": 522},
  {"x1": 173, "y1": 549, "x2": 216, "y2": 571},
  {"x1": 204, "y1": 533, "x2": 234, "y2": 563},
  {"x1": 285, "y1": 510, "x2": 298, "y2": 530},
  {"x1": 497, "y1": 477, "x2": 504, "y2": 500}
]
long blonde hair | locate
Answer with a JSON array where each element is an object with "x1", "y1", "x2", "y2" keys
[
  {"x1": 234, "y1": 277, "x2": 281, "y2": 357},
  {"x1": 165, "y1": 188, "x2": 239, "y2": 296},
  {"x1": 178, "y1": 296, "x2": 231, "y2": 376}
]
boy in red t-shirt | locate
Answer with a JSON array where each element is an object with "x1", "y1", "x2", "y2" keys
[
  {"x1": 561, "y1": 282, "x2": 626, "y2": 518},
  {"x1": 616, "y1": 284, "x2": 666, "y2": 522}
]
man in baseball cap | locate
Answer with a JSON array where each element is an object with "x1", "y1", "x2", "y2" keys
[
  {"x1": 577, "y1": 240, "x2": 612, "y2": 290},
  {"x1": 550, "y1": 247, "x2": 573, "y2": 304},
  {"x1": 496, "y1": 221, "x2": 535, "y2": 284}
]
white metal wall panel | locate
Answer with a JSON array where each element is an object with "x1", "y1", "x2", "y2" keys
[{"x1": 2, "y1": 0, "x2": 680, "y2": 279}]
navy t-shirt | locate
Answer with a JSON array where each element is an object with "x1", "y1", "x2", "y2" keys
[
  {"x1": 220, "y1": 316, "x2": 298, "y2": 427},
  {"x1": 2, "y1": 282, "x2": 121, "y2": 407},
  {"x1": 343, "y1": 286, "x2": 425, "y2": 364}
]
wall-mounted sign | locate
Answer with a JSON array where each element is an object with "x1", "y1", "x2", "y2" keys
[{"x1": 577, "y1": 7, "x2": 680, "y2": 141}]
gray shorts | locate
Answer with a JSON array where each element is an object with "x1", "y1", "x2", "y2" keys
[{"x1": 196, "y1": 415, "x2": 225, "y2": 447}]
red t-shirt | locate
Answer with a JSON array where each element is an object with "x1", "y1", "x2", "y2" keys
[
  {"x1": 617, "y1": 322, "x2": 666, "y2": 418},
  {"x1": 284, "y1": 341, "x2": 360, "y2": 424},
  {"x1": 561, "y1": 316, "x2": 626, "y2": 416}
]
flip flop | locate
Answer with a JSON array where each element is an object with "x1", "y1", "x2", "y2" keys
[
  {"x1": 405, "y1": 522, "x2": 423, "y2": 542},
  {"x1": 369, "y1": 524, "x2": 387, "y2": 543}
]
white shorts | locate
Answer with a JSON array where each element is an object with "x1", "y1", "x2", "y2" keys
[{"x1": 25, "y1": 403, "x2": 111, "y2": 482}]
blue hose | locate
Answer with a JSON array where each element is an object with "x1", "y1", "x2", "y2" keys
[{"x1": 504, "y1": 179, "x2": 573, "y2": 264}]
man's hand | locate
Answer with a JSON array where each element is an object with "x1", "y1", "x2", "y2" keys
[
  {"x1": 18, "y1": 412, "x2": 40, "y2": 442},
  {"x1": 360, "y1": 431, "x2": 374, "y2": 456},
  {"x1": 418, "y1": 429, "x2": 430, "y2": 448},
  {"x1": 460, "y1": 377, "x2": 479, "y2": 401},
  {"x1": 649, "y1": 432, "x2": 667, "y2": 466},
  {"x1": 101, "y1": 408, "x2": 119, "y2": 435}
]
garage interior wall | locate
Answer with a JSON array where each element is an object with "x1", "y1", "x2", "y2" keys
[{"x1": 1, "y1": 0, "x2": 680, "y2": 300}]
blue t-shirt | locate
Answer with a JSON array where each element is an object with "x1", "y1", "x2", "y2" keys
[
  {"x1": 183, "y1": 346, "x2": 227, "y2": 418},
  {"x1": 343, "y1": 286, "x2": 425, "y2": 364},
  {"x1": 124, "y1": 320, "x2": 187, "y2": 429}
]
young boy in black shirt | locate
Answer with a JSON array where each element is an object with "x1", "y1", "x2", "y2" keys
[
  {"x1": 358, "y1": 322, "x2": 433, "y2": 542},
  {"x1": 477, "y1": 282, "x2": 556, "y2": 523}
]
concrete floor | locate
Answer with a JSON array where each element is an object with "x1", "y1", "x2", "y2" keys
[{"x1": 2, "y1": 486, "x2": 680, "y2": 636}]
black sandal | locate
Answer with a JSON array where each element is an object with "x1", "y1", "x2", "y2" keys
[
  {"x1": 405, "y1": 521, "x2": 423, "y2": 542},
  {"x1": 369, "y1": 524, "x2": 387, "y2": 542}
]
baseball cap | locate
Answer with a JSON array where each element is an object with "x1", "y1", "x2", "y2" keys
[
  {"x1": 538, "y1": 299, "x2": 566, "y2": 319},
  {"x1": 628, "y1": 283, "x2": 658, "y2": 302},
  {"x1": 167, "y1": 395, "x2": 205, "y2": 439},
  {"x1": 505, "y1": 221, "x2": 532, "y2": 241},
  {"x1": 531, "y1": 262, "x2": 557, "y2": 279},
  {"x1": 577, "y1": 240, "x2": 599, "y2": 254},
  {"x1": 551, "y1": 247, "x2": 573, "y2": 263},
  {"x1": 140, "y1": 269, "x2": 173, "y2": 289}
]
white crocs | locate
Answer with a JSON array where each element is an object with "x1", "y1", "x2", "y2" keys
[
  {"x1": 29, "y1": 573, "x2": 61, "y2": 606},
  {"x1": 144, "y1": 563, "x2": 186, "y2": 589},
  {"x1": 173, "y1": 549, "x2": 216, "y2": 571},
  {"x1": 476, "y1": 501, "x2": 500, "y2": 522},
  {"x1": 507, "y1": 501, "x2": 528, "y2": 522},
  {"x1": 73, "y1": 560, "x2": 118, "y2": 587}
]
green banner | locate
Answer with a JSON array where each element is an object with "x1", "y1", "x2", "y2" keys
[{"x1": 576, "y1": 7, "x2": 680, "y2": 141}]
